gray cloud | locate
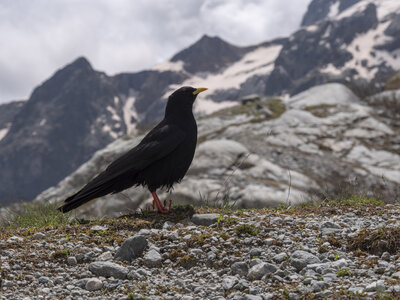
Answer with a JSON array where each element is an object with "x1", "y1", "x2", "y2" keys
[{"x1": 0, "y1": 0, "x2": 310, "y2": 103}]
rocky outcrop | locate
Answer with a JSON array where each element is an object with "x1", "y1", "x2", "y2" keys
[{"x1": 35, "y1": 83, "x2": 400, "y2": 217}]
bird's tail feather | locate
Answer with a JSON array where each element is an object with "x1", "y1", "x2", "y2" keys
[{"x1": 58, "y1": 172, "x2": 117, "y2": 213}]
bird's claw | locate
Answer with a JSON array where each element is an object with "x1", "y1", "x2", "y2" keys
[
  {"x1": 168, "y1": 199, "x2": 176, "y2": 211},
  {"x1": 151, "y1": 192, "x2": 175, "y2": 213}
]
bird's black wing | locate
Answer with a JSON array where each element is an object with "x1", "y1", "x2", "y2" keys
[
  {"x1": 59, "y1": 123, "x2": 185, "y2": 212},
  {"x1": 105, "y1": 122, "x2": 186, "y2": 176}
]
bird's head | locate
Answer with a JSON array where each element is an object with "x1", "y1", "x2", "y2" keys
[{"x1": 165, "y1": 86, "x2": 207, "y2": 116}]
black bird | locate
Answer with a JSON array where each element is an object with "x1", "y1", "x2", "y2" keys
[{"x1": 58, "y1": 86, "x2": 207, "y2": 213}]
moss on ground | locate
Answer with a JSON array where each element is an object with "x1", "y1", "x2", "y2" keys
[
  {"x1": 337, "y1": 268, "x2": 352, "y2": 277},
  {"x1": 304, "y1": 104, "x2": 336, "y2": 118},
  {"x1": 384, "y1": 72, "x2": 400, "y2": 90},
  {"x1": 234, "y1": 224, "x2": 260, "y2": 236},
  {"x1": 347, "y1": 227, "x2": 400, "y2": 255},
  {"x1": 177, "y1": 254, "x2": 197, "y2": 269},
  {"x1": 268, "y1": 98, "x2": 286, "y2": 119},
  {"x1": 205, "y1": 97, "x2": 285, "y2": 121}
]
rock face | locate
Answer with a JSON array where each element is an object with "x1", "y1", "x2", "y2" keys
[
  {"x1": 34, "y1": 83, "x2": 400, "y2": 217},
  {"x1": 0, "y1": 101, "x2": 24, "y2": 141},
  {"x1": 2, "y1": 0, "x2": 400, "y2": 204}
]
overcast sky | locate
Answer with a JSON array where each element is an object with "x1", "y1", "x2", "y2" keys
[{"x1": 0, "y1": 0, "x2": 311, "y2": 104}]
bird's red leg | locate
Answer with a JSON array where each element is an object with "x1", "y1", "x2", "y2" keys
[
  {"x1": 151, "y1": 192, "x2": 169, "y2": 214},
  {"x1": 169, "y1": 199, "x2": 173, "y2": 210}
]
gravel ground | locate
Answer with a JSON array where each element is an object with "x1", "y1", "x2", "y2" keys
[{"x1": 1, "y1": 203, "x2": 400, "y2": 299}]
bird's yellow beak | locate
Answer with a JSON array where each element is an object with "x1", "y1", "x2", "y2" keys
[{"x1": 193, "y1": 87, "x2": 208, "y2": 95}]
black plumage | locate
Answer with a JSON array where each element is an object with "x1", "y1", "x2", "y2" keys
[{"x1": 58, "y1": 86, "x2": 207, "y2": 213}]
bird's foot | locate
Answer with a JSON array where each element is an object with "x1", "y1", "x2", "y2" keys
[
  {"x1": 151, "y1": 192, "x2": 174, "y2": 214},
  {"x1": 168, "y1": 199, "x2": 176, "y2": 211},
  {"x1": 164, "y1": 199, "x2": 176, "y2": 212}
]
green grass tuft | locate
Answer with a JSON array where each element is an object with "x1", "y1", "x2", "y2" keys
[
  {"x1": 337, "y1": 268, "x2": 352, "y2": 277},
  {"x1": 268, "y1": 98, "x2": 286, "y2": 119},
  {"x1": 324, "y1": 195, "x2": 384, "y2": 207},
  {"x1": 234, "y1": 224, "x2": 260, "y2": 236},
  {"x1": 297, "y1": 195, "x2": 384, "y2": 210},
  {"x1": 2, "y1": 201, "x2": 72, "y2": 231},
  {"x1": 304, "y1": 104, "x2": 336, "y2": 118}
]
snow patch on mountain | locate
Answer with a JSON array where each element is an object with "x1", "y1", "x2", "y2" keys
[
  {"x1": 343, "y1": 21, "x2": 397, "y2": 80},
  {"x1": 122, "y1": 96, "x2": 138, "y2": 134},
  {"x1": 0, "y1": 126, "x2": 9, "y2": 141},
  {"x1": 319, "y1": 16, "x2": 398, "y2": 81},
  {"x1": 102, "y1": 124, "x2": 118, "y2": 139},
  {"x1": 338, "y1": 0, "x2": 400, "y2": 20},
  {"x1": 39, "y1": 119, "x2": 46, "y2": 126},
  {"x1": 162, "y1": 44, "x2": 282, "y2": 114},
  {"x1": 179, "y1": 44, "x2": 281, "y2": 90},
  {"x1": 152, "y1": 60, "x2": 185, "y2": 73},
  {"x1": 106, "y1": 105, "x2": 121, "y2": 122},
  {"x1": 328, "y1": 1, "x2": 340, "y2": 18},
  {"x1": 374, "y1": 0, "x2": 400, "y2": 19}
]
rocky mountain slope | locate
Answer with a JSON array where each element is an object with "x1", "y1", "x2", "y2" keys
[
  {"x1": 35, "y1": 83, "x2": 400, "y2": 217},
  {"x1": 1, "y1": 0, "x2": 400, "y2": 204},
  {"x1": 0, "y1": 58, "x2": 186, "y2": 204},
  {"x1": 0, "y1": 101, "x2": 24, "y2": 141}
]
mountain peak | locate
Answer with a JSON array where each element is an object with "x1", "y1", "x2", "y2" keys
[
  {"x1": 301, "y1": 0, "x2": 363, "y2": 26},
  {"x1": 66, "y1": 56, "x2": 93, "y2": 71},
  {"x1": 28, "y1": 56, "x2": 96, "y2": 105},
  {"x1": 197, "y1": 34, "x2": 223, "y2": 43},
  {"x1": 171, "y1": 34, "x2": 245, "y2": 74}
]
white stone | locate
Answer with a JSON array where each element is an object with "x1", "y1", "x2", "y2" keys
[{"x1": 85, "y1": 278, "x2": 103, "y2": 291}]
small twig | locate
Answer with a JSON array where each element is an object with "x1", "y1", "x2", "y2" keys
[
  {"x1": 213, "y1": 131, "x2": 272, "y2": 206},
  {"x1": 214, "y1": 152, "x2": 251, "y2": 202},
  {"x1": 286, "y1": 169, "x2": 292, "y2": 206}
]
